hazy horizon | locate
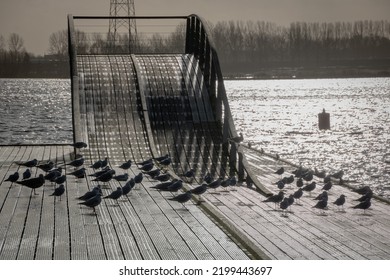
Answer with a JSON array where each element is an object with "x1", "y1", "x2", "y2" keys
[{"x1": 1, "y1": 0, "x2": 390, "y2": 55}]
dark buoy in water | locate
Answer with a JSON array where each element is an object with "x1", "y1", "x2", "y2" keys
[{"x1": 318, "y1": 109, "x2": 330, "y2": 130}]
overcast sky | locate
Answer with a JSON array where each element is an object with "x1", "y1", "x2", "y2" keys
[{"x1": 1, "y1": 0, "x2": 389, "y2": 55}]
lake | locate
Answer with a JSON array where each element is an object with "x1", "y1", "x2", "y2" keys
[{"x1": 1, "y1": 77, "x2": 389, "y2": 198}]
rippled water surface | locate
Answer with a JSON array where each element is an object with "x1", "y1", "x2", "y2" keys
[{"x1": 0, "y1": 78, "x2": 389, "y2": 197}]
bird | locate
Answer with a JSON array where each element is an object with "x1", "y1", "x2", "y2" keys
[
  {"x1": 355, "y1": 189, "x2": 373, "y2": 202},
  {"x1": 352, "y1": 198, "x2": 371, "y2": 214},
  {"x1": 331, "y1": 170, "x2": 344, "y2": 180},
  {"x1": 66, "y1": 157, "x2": 84, "y2": 168},
  {"x1": 167, "y1": 180, "x2": 184, "y2": 192},
  {"x1": 70, "y1": 141, "x2": 87, "y2": 149},
  {"x1": 220, "y1": 177, "x2": 231, "y2": 189},
  {"x1": 302, "y1": 170, "x2": 314, "y2": 182},
  {"x1": 15, "y1": 174, "x2": 45, "y2": 195},
  {"x1": 275, "y1": 167, "x2": 284, "y2": 177},
  {"x1": 314, "y1": 167, "x2": 326, "y2": 179},
  {"x1": 207, "y1": 177, "x2": 222, "y2": 190},
  {"x1": 153, "y1": 173, "x2": 170, "y2": 182},
  {"x1": 302, "y1": 181, "x2": 316, "y2": 196},
  {"x1": 44, "y1": 168, "x2": 62, "y2": 182},
  {"x1": 151, "y1": 180, "x2": 177, "y2": 191},
  {"x1": 113, "y1": 173, "x2": 129, "y2": 182},
  {"x1": 293, "y1": 188, "x2": 303, "y2": 204},
  {"x1": 283, "y1": 175, "x2": 295, "y2": 185},
  {"x1": 122, "y1": 178, "x2": 135, "y2": 196},
  {"x1": 322, "y1": 181, "x2": 332, "y2": 191},
  {"x1": 352, "y1": 186, "x2": 372, "y2": 195},
  {"x1": 118, "y1": 160, "x2": 132, "y2": 170},
  {"x1": 79, "y1": 193, "x2": 102, "y2": 213},
  {"x1": 182, "y1": 168, "x2": 195, "y2": 180},
  {"x1": 88, "y1": 166, "x2": 110, "y2": 177},
  {"x1": 158, "y1": 157, "x2": 172, "y2": 168},
  {"x1": 92, "y1": 169, "x2": 115, "y2": 183},
  {"x1": 263, "y1": 191, "x2": 285, "y2": 209},
  {"x1": 313, "y1": 199, "x2": 328, "y2": 215},
  {"x1": 229, "y1": 176, "x2": 237, "y2": 187},
  {"x1": 100, "y1": 157, "x2": 109, "y2": 168},
  {"x1": 50, "y1": 184, "x2": 65, "y2": 201},
  {"x1": 154, "y1": 154, "x2": 169, "y2": 162},
  {"x1": 90, "y1": 159, "x2": 103, "y2": 169},
  {"x1": 5, "y1": 172, "x2": 19, "y2": 183},
  {"x1": 17, "y1": 159, "x2": 38, "y2": 168},
  {"x1": 280, "y1": 197, "x2": 290, "y2": 216},
  {"x1": 134, "y1": 172, "x2": 143, "y2": 184},
  {"x1": 77, "y1": 186, "x2": 102, "y2": 201},
  {"x1": 276, "y1": 180, "x2": 285, "y2": 190},
  {"x1": 203, "y1": 172, "x2": 213, "y2": 184},
  {"x1": 22, "y1": 169, "x2": 31, "y2": 180},
  {"x1": 104, "y1": 187, "x2": 123, "y2": 203},
  {"x1": 168, "y1": 191, "x2": 192, "y2": 208},
  {"x1": 54, "y1": 174, "x2": 67, "y2": 185},
  {"x1": 68, "y1": 167, "x2": 86, "y2": 179},
  {"x1": 137, "y1": 158, "x2": 152, "y2": 166},
  {"x1": 36, "y1": 161, "x2": 55, "y2": 172},
  {"x1": 144, "y1": 168, "x2": 161, "y2": 178},
  {"x1": 323, "y1": 175, "x2": 332, "y2": 184},
  {"x1": 296, "y1": 177, "x2": 304, "y2": 188},
  {"x1": 229, "y1": 132, "x2": 244, "y2": 143},
  {"x1": 314, "y1": 191, "x2": 328, "y2": 202},
  {"x1": 333, "y1": 194, "x2": 346, "y2": 211},
  {"x1": 190, "y1": 183, "x2": 208, "y2": 199},
  {"x1": 139, "y1": 162, "x2": 154, "y2": 172}
]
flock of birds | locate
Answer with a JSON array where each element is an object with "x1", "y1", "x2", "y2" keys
[
  {"x1": 263, "y1": 165, "x2": 374, "y2": 216},
  {"x1": 3, "y1": 141, "x2": 239, "y2": 214}
]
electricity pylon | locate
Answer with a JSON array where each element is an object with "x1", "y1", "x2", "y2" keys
[{"x1": 108, "y1": 0, "x2": 137, "y2": 53}]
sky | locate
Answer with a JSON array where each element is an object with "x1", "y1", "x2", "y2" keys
[{"x1": 1, "y1": 0, "x2": 390, "y2": 55}]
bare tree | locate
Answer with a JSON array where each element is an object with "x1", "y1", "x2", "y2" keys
[{"x1": 48, "y1": 30, "x2": 68, "y2": 56}]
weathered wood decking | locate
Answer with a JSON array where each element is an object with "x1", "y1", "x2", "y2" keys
[{"x1": 1, "y1": 144, "x2": 390, "y2": 260}]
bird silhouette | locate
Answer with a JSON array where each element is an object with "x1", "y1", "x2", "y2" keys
[
  {"x1": 113, "y1": 173, "x2": 129, "y2": 182},
  {"x1": 275, "y1": 167, "x2": 284, "y2": 177},
  {"x1": 100, "y1": 157, "x2": 109, "y2": 168},
  {"x1": 144, "y1": 168, "x2": 161, "y2": 178},
  {"x1": 263, "y1": 191, "x2": 285, "y2": 209},
  {"x1": 37, "y1": 161, "x2": 55, "y2": 172},
  {"x1": 302, "y1": 170, "x2": 314, "y2": 182},
  {"x1": 118, "y1": 160, "x2": 132, "y2": 170},
  {"x1": 207, "y1": 177, "x2": 222, "y2": 190},
  {"x1": 90, "y1": 159, "x2": 103, "y2": 169},
  {"x1": 287, "y1": 194, "x2": 295, "y2": 210},
  {"x1": 153, "y1": 173, "x2": 170, "y2": 182},
  {"x1": 139, "y1": 162, "x2": 154, "y2": 172},
  {"x1": 203, "y1": 172, "x2": 213, "y2": 184},
  {"x1": 122, "y1": 178, "x2": 135, "y2": 196},
  {"x1": 190, "y1": 183, "x2": 208, "y2": 199},
  {"x1": 89, "y1": 166, "x2": 110, "y2": 177},
  {"x1": 154, "y1": 154, "x2": 169, "y2": 162},
  {"x1": 333, "y1": 194, "x2": 346, "y2": 211},
  {"x1": 44, "y1": 168, "x2": 62, "y2": 182},
  {"x1": 22, "y1": 169, "x2": 31, "y2": 180},
  {"x1": 158, "y1": 157, "x2": 172, "y2": 168},
  {"x1": 66, "y1": 157, "x2": 84, "y2": 168},
  {"x1": 314, "y1": 168, "x2": 326, "y2": 179},
  {"x1": 296, "y1": 177, "x2": 304, "y2": 188},
  {"x1": 70, "y1": 141, "x2": 87, "y2": 149},
  {"x1": 314, "y1": 191, "x2": 328, "y2": 202},
  {"x1": 50, "y1": 184, "x2": 65, "y2": 201},
  {"x1": 182, "y1": 168, "x2": 195, "y2": 179},
  {"x1": 17, "y1": 159, "x2": 38, "y2": 168},
  {"x1": 167, "y1": 180, "x2": 183, "y2": 192},
  {"x1": 5, "y1": 172, "x2": 19, "y2": 183},
  {"x1": 352, "y1": 186, "x2": 372, "y2": 195},
  {"x1": 229, "y1": 176, "x2": 237, "y2": 187},
  {"x1": 313, "y1": 199, "x2": 328, "y2": 215},
  {"x1": 355, "y1": 190, "x2": 373, "y2": 202},
  {"x1": 104, "y1": 187, "x2": 123, "y2": 203},
  {"x1": 137, "y1": 158, "x2": 152, "y2": 166},
  {"x1": 322, "y1": 181, "x2": 332, "y2": 191},
  {"x1": 168, "y1": 191, "x2": 192, "y2": 208},
  {"x1": 293, "y1": 188, "x2": 303, "y2": 204},
  {"x1": 352, "y1": 198, "x2": 371, "y2": 214},
  {"x1": 92, "y1": 169, "x2": 115, "y2": 183},
  {"x1": 78, "y1": 186, "x2": 102, "y2": 201},
  {"x1": 79, "y1": 193, "x2": 102, "y2": 213},
  {"x1": 280, "y1": 197, "x2": 290, "y2": 216},
  {"x1": 54, "y1": 174, "x2": 67, "y2": 185},
  {"x1": 134, "y1": 172, "x2": 143, "y2": 184},
  {"x1": 331, "y1": 170, "x2": 344, "y2": 179},
  {"x1": 68, "y1": 167, "x2": 86, "y2": 179},
  {"x1": 15, "y1": 174, "x2": 45, "y2": 195},
  {"x1": 276, "y1": 180, "x2": 285, "y2": 190},
  {"x1": 302, "y1": 181, "x2": 316, "y2": 196}
]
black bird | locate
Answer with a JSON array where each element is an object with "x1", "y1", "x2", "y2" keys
[
  {"x1": 70, "y1": 141, "x2": 87, "y2": 149},
  {"x1": 331, "y1": 170, "x2": 344, "y2": 179},
  {"x1": 137, "y1": 158, "x2": 152, "y2": 166},
  {"x1": 190, "y1": 183, "x2": 208, "y2": 199},
  {"x1": 276, "y1": 180, "x2": 285, "y2": 190},
  {"x1": 313, "y1": 199, "x2": 328, "y2": 214},
  {"x1": 118, "y1": 160, "x2": 132, "y2": 170},
  {"x1": 168, "y1": 191, "x2": 192, "y2": 208},
  {"x1": 68, "y1": 167, "x2": 86, "y2": 178},
  {"x1": 144, "y1": 168, "x2": 161, "y2": 178},
  {"x1": 50, "y1": 184, "x2": 65, "y2": 200},
  {"x1": 37, "y1": 161, "x2": 55, "y2": 172},
  {"x1": 54, "y1": 174, "x2": 67, "y2": 185},
  {"x1": 203, "y1": 172, "x2": 213, "y2": 184},
  {"x1": 167, "y1": 180, "x2": 184, "y2": 192},
  {"x1": 66, "y1": 157, "x2": 84, "y2": 168},
  {"x1": 134, "y1": 172, "x2": 143, "y2": 184},
  {"x1": 79, "y1": 193, "x2": 102, "y2": 213},
  {"x1": 89, "y1": 166, "x2": 110, "y2": 177},
  {"x1": 182, "y1": 168, "x2": 195, "y2": 181},
  {"x1": 280, "y1": 197, "x2": 290, "y2": 216},
  {"x1": 283, "y1": 175, "x2": 295, "y2": 185},
  {"x1": 92, "y1": 169, "x2": 115, "y2": 183},
  {"x1": 229, "y1": 176, "x2": 237, "y2": 187},
  {"x1": 323, "y1": 174, "x2": 332, "y2": 184},
  {"x1": 90, "y1": 159, "x2": 103, "y2": 170},
  {"x1": 275, "y1": 167, "x2": 284, "y2": 177},
  {"x1": 113, "y1": 173, "x2": 129, "y2": 182},
  {"x1": 44, "y1": 168, "x2": 62, "y2": 182},
  {"x1": 220, "y1": 177, "x2": 231, "y2": 189},
  {"x1": 154, "y1": 173, "x2": 170, "y2": 182},
  {"x1": 17, "y1": 159, "x2": 38, "y2": 168},
  {"x1": 151, "y1": 180, "x2": 177, "y2": 191},
  {"x1": 352, "y1": 186, "x2": 372, "y2": 195},
  {"x1": 314, "y1": 167, "x2": 326, "y2": 179},
  {"x1": 104, "y1": 187, "x2": 123, "y2": 203},
  {"x1": 100, "y1": 157, "x2": 109, "y2": 168},
  {"x1": 293, "y1": 188, "x2": 303, "y2": 204},
  {"x1": 139, "y1": 162, "x2": 154, "y2": 172},
  {"x1": 303, "y1": 170, "x2": 314, "y2": 182},
  {"x1": 355, "y1": 189, "x2": 373, "y2": 202},
  {"x1": 302, "y1": 181, "x2": 316, "y2": 196},
  {"x1": 154, "y1": 154, "x2": 169, "y2": 162},
  {"x1": 322, "y1": 181, "x2": 333, "y2": 191},
  {"x1": 122, "y1": 178, "x2": 135, "y2": 196},
  {"x1": 159, "y1": 157, "x2": 172, "y2": 168},
  {"x1": 296, "y1": 177, "x2": 304, "y2": 188},
  {"x1": 333, "y1": 194, "x2": 346, "y2": 211},
  {"x1": 78, "y1": 186, "x2": 102, "y2": 201},
  {"x1": 287, "y1": 194, "x2": 295, "y2": 212},
  {"x1": 314, "y1": 191, "x2": 328, "y2": 202},
  {"x1": 5, "y1": 172, "x2": 19, "y2": 183},
  {"x1": 15, "y1": 174, "x2": 45, "y2": 195},
  {"x1": 207, "y1": 177, "x2": 222, "y2": 190},
  {"x1": 263, "y1": 191, "x2": 285, "y2": 209},
  {"x1": 352, "y1": 198, "x2": 371, "y2": 214},
  {"x1": 22, "y1": 169, "x2": 31, "y2": 180}
]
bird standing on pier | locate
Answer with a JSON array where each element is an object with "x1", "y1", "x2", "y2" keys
[
  {"x1": 134, "y1": 172, "x2": 143, "y2": 184},
  {"x1": 167, "y1": 180, "x2": 184, "y2": 192},
  {"x1": 293, "y1": 188, "x2": 303, "y2": 205},
  {"x1": 77, "y1": 186, "x2": 102, "y2": 201},
  {"x1": 190, "y1": 183, "x2": 208, "y2": 201},
  {"x1": 15, "y1": 174, "x2": 45, "y2": 195},
  {"x1": 169, "y1": 191, "x2": 192, "y2": 209},
  {"x1": 50, "y1": 184, "x2": 65, "y2": 201},
  {"x1": 352, "y1": 198, "x2": 371, "y2": 214},
  {"x1": 66, "y1": 157, "x2": 84, "y2": 168},
  {"x1": 5, "y1": 172, "x2": 19, "y2": 183},
  {"x1": 275, "y1": 167, "x2": 284, "y2": 178},
  {"x1": 92, "y1": 169, "x2": 115, "y2": 183},
  {"x1": 68, "y1": 167, "x2": 86, "y2": 179},
  {"x1": 118, "y1": 160, "x2": 132, "y2": 170},
  {"x1": 17, "y1": 159, "x2": 38, "y2": 168},
  {"x1": 70, "y1": 141, "x2": 87, "y2": 149},
  {"x1": 22, "y1": 169, "x2": 31, "y2": 180},
  {"x1": 333, "y1": 194, "x2": 346, "y2": 211},
  {"x1": 263, "y1": 191, "x2": 284, "y2": 210},
  {"x1": 280, "y1": 197, "x2": 290, "y2": 217},
  {"x1": 104, "y1": 187, "x2": 123, "y2": 204},
  {"x1": 79, "y1": 193, "x2": 102, "y2": 213},
  {"x1": 122, "y1": 178, "x2": 135, "y2": 197},
  {"x1": 302, "y1": 181, "x2": 316, "y2": 196},
  {"x1": 313, "y1": 199, "x2": 328, "y2": 215}
]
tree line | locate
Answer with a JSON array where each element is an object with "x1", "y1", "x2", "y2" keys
[{"x1": 1, "y1": 19, "x2": 390, "y2": 78}]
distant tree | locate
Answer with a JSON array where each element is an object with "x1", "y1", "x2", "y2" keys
[
  {"x1": 48, "y1": 30, "x2": 68, "y2": 57},
  {"x1": 8, "y1": 33, "x2": 26, "y2": 62}
]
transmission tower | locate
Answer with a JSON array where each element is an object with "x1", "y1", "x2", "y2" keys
[{"x1": 108, "y1": 0, "x2": 137, "y2": 53}]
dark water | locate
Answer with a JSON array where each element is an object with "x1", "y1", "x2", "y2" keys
[{"x1": 0, "y1": 77, "x2": 389, "y2": 198}]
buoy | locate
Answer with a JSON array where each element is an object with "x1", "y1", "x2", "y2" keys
[{"x1": 318, "y1": 109, "x2": 330, "y2": 130}]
